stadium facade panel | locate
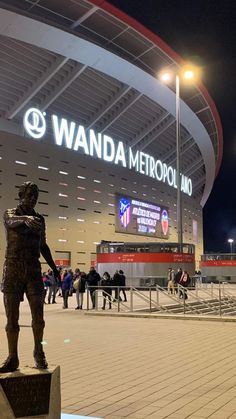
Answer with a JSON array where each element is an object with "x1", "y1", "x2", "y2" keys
[{"x1": 0, "y1": 1, "x2": 222, "y2": 271}]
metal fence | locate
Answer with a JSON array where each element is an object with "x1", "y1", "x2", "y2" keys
[{"x1": 86, "y1": 282, "x2": 236, "y2": 316}]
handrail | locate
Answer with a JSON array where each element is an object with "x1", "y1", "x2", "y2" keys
[
  {"x1": 131, "y1": 287, "x2": 165, "y2": 312},
  {"x1": 155, "y1": 284, "x2": 203, "y2": 315},
  {"x1": 196, "y1": 283, "x2": 236, "y2": 310},
  {"x1": 86, "y1": 284, "x2": 236, "y2": 316},
  {"x1": 176, "y1": 284, "x2": 221, "y2": 314}
]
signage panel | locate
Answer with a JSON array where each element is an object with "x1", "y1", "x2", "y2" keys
[
  {"x1": 201, "y1": 260, "x2": 236, "y2": 267},
  {"x1": 97, "y1": 253, "x2": 195, "y2": 263},
  {"x1": 23, "y1": 108, "x2": 193, "y2": 196},
  {"x1": 115, "y1": 194, "x2": 169, "y2": 239}
]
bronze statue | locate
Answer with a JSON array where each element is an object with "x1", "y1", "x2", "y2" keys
[{"x1": 0, "y1": 182, "x2": 60, "y2": 372}]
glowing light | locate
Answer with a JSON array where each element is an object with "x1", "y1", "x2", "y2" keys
[
  {"x1": 160, "y1": 72, "x2": 172, "y2": 82},
  {"x1": 23, "y1": 109, "x2": 193, "y2": 196},
  {"x1": 184, "y1": 70, "x2": 195, "y2": 80},
  {"x1": 23, "y1": 108, "x2": 46, "y2": 139},
  {"x1": 38, "y1": 165, "x2": 49, "y2": 170},
  {"x1": 15, "y1": 160, "x2": 27, "y2": 165}
]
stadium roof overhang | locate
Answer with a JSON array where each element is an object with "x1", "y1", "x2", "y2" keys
[{"x1": 0, "y1": 0, "x2": 223, "y2": 207}]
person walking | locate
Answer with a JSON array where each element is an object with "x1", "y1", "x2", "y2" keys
[
  {"x1": 74, "y1": 270, "x2": 86, "y2": 310},
  {"x1": 101, "y1": 272, "x2": 113, "y2": 310},
  {"x1": 61, "y1": 269, "x2": 73, "y2": 309},
  {"x1": 119, "y1": 269, "x2": 127, "y2": 302},
  {"x1": 113, "y1": 270, "x2": 122, "y2": 301},
  {"x1": 174, "y1": 267, "x2": 182, "y2": 295},
  {"x1": 47, "y1": 269, "x2": 58, "y2": 304},
  {"x1": 179, "y1": 270, "x2": 190, "y2": 299},
  {"x1": 86, "y1": 266, "x2": 101, "y2": 309},
  {"x1": 42, "y1": 272, "x2": 50, "y2": 304},
  {"x1": 167, "y1": 268, "x2": 175, "y2": 294}
]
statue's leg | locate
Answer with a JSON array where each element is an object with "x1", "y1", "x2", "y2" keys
[
  {"x1": 28, "y1": 293, "x2": 48, "y2": 369},
  {"x1": 0, "y1": 294, "x2": 20, "y2": 372}
]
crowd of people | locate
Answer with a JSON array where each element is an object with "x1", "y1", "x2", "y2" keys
[
  {"x1": 42, "y1": 265, "x2": 196, "y2": 310},
  {"x1": 167, "y1": 267, "x2": 191, "y2": 299},
  {"x1": 42, "y1": 267, "x2": 127, "y2": 310}
]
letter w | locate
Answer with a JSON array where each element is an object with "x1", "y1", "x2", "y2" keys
[{"x1": 52, "y1": 115, "x2": 75, "y2": 149}]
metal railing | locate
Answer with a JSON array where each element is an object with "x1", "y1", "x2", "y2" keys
[{"x1": 86, "y1": 283, "x2": 236, "y2": 317}]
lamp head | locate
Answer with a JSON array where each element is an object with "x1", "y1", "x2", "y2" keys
[
  {"x1": 159, "y1": 64, "x2": 202, "y2": 85},
  {"x1": 160, "y1": 71, "x2": 173, "y2": 83}
]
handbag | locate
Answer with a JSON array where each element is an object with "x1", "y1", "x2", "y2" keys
[{"x1": 73, "y1": 278, "x2": 80, "y2": 290}]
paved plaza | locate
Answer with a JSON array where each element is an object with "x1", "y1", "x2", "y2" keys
[{"x1": 1, "y1": 293, "x2": 236, "y2": 419}]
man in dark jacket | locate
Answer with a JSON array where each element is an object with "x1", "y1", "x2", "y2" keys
[
  {"x1": 86, "y1": 266, "x2": 101, "y2": 309},
  {"x1": 119, "y1": 269, "x2": 127, "y2": 302},
  {"x1": 101, "y1": 272, "x2": 113, "y2": 310},
  {"x1": 113, "y1": 270, "x2": 122, "y2": 301},
  {"x1": 174, "y1": 267, "x2": 182, "y2": 295}
]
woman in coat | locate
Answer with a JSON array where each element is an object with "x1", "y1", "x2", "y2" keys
[
  {"x1": 61, "y1": 269, "x2": 73, "y2": 309},
  {"x1": 101, "y1": 272, "x2": 113, "y2": 310},
  {"x1": 179, "y1": 270, "x2": 190, "y2": 300},
  {"x1": 74, "y1": 270, "x2": 86, "y2": 310}
]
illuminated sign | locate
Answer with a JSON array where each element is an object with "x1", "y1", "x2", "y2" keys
[
  {"x1": 23, "y1": 108, "x2": 46, "y2": 139},
  {"x1": 23, "y1": 108, "x2": 192, "y2": 196},
  {"x1": 115, "y1": 194, "x2": 169, "y2": 238},
  {"x1": 119, "y1": 198, "x2": 131, "y2": 228}
]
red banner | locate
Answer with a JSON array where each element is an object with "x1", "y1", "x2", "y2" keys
[
  {"x1": 97, "y1": 253, "x2": 194, "y2": 264},
  {"x1": 201, "y1": 260, "x2": 236, "y2": 267}
]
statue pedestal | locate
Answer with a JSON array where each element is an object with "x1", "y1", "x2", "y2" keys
[{"x1": 0, "y1": 365, "x2": 61, "y2": 419}]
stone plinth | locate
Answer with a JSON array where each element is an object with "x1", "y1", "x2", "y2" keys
[{"x1": 0, "y1": 365, "x2": 60, "y2": 419}]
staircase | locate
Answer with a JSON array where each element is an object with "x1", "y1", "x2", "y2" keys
[{"x1": 135, "y1": 285, "x2": 236, "y2": 316}]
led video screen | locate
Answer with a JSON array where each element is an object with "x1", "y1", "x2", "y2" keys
[{"x1": 115, "y1": 194, "x2": 169, "y2": 239}]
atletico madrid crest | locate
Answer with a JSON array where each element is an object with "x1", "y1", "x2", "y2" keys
[{"x1": 119, "y1": 198, "x2": 131, "y2": 228}]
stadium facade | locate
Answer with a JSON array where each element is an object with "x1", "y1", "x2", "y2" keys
[{"x1": 0, "y1": 0, "x2": 222, "y2": 271}]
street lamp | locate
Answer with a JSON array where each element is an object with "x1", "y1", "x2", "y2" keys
[
  {"x1": 159, "y1": 66, "x2": 200, "y2": 252},
  {"x1": 228, "y1": 238, "x2": 234, "y2": 254}
]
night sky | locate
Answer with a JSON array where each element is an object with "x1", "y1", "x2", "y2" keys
[{"x1": 108, "y1": 0, "x2": 236, "y2": 253}]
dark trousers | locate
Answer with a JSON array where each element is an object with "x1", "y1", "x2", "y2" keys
[
  {"x1": 89, "y1": 288, "x2": 96, "y2": 308},
  {"x1": 114, "y1": 288, "x2": 126, "y2": 301},
  {"x1": 102, "y1": 292, "x2": 112, "y2": 309},
  {"x1": 179, "y1": 288, "x2": 188, "y2": 299},
  {"x1": 121, "y1": 288, "x2": 127, "y2": 301},
  {"x1": 62, "y1": 289, "x2": 69, "y2": 308},
  {"x1": 115, "y1": 287, "x2": 121, "y2": 300},
  {"x1": 48, "y1": 285, "x2": 57, "y2": 303}
]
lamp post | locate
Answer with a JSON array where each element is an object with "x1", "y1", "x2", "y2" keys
[
  {"x1": 160, "y1": 67, "x2": 199, "y2": 252},
  {"x1": 228, "y1": 238, "x2": 234, "y2": 254},
  {"x1": 160, "y1": 69, "x2": 195, "y2": 252},
  {"x1": 175, "y1": 74, "x2": 182, "y2": 251}
]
